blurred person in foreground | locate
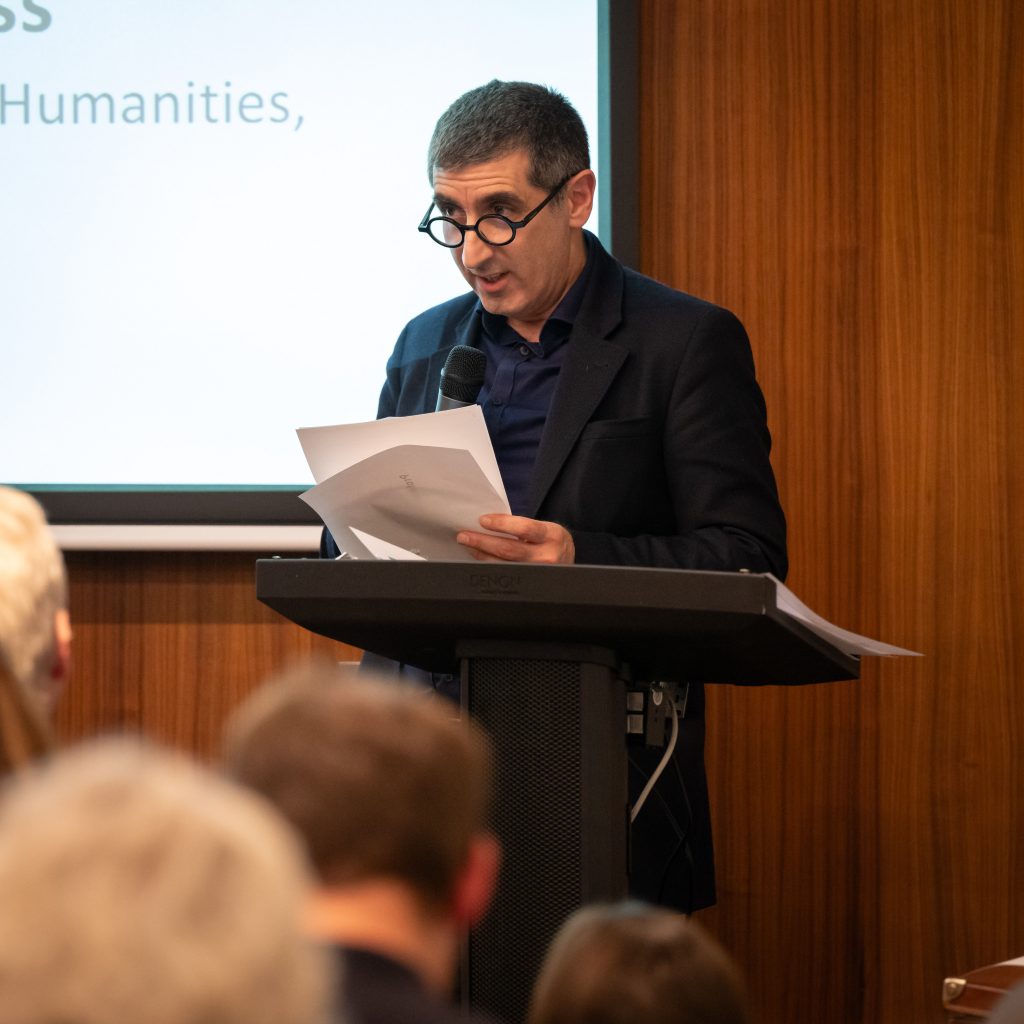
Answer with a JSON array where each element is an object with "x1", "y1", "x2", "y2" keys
[
  {"x1": 0, "y1": 652, "x2": 52, "y2": 775},
  {"x1": 223, "y1": 662, "x2": 501, "y2": 1024},
  {"x1": 0, "y1": 738, "x2": 336, "y2": 1024},
  {"x1": 528, "y1": 901, "x2": 749, "y2": 1024},
  {"x1": 0, "y1": 486, "x2": 71, "y2": 771},
  {"x1": 990, "y1": 983, "x2": 1024, "y2": 1024}
]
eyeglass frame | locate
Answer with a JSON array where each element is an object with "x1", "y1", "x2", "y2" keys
[{"x1": 418, "y1": 172, "x2": 578, "y2": 249}]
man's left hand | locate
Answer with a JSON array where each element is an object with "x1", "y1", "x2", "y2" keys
[{"x1": 457, "y1": 514, "x2": 576, "y2": 564}]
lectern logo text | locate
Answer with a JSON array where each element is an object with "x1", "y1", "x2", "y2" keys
[{"x1": 469, "y1": 572, "x2": 521, "y2": 595}]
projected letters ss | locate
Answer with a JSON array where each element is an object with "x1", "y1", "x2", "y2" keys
[{"x1": 0, "y1": 1, "x2": 51, "y2": 32}]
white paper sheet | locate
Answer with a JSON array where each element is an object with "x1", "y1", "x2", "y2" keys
[
  {"x1": 769, "y1": 575, "x2": 921, "y2": 657},
  {"x1": 296, "y1": 407, "x2": 511, "y2": 562},
  {"x1": 297, "y1": 406, "x2": 507, "y2": 500}
]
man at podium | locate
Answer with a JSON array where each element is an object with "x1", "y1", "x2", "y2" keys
[{"x1": 323, "y1": 80, "x2": 787, "y2": 912}]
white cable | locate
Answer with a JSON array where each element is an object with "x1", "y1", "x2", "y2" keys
[{"x1": 629, "y1": 687, "x2": 681, "y2": 824}]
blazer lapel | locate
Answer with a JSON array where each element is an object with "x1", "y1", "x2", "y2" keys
[{"x1": 525, "y1": 238, "x2": 626, "y2": 517}]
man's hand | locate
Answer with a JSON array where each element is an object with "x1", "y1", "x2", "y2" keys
[{"x1": 457, "y1": 514, "x2": 576, "y2": 564}]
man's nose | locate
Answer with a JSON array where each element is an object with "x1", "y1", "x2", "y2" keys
[{"x1": 461, "y1": 227, "x2": 493, "y2": 269}]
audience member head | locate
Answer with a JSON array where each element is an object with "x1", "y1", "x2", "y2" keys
[
  {"x1": 990, "y1": 983, "x2": 1024, "y2": 1024},
  {"x1": 223, "y1": 662, "x2": 498, "y2": 989},
  {"x1": 428, "y1": 79, "x2": 590, "y2": 191},
  {"x1": 0, "y1": 650, "x2": 53, "y2": 774},
  {"x1": 528, "y1": 901, "x2": 749, "y2": 1024},
  {"x1": 224, "y1": 661, "x2": 497, "y2": 913},
  {"x1": 0, "y1": 487, "x2": 71, "y2": 711},
  {"x1": 0, "y1": 738, "x2": 334, "y2": 1024}
]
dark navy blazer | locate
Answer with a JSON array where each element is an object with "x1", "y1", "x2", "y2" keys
[{"x1": 374, "y1": 231, "x2": 786, "y2": 575}]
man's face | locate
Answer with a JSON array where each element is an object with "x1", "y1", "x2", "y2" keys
[{"x1": 430, "y1": 149, "x2": 594, "y2": 338}]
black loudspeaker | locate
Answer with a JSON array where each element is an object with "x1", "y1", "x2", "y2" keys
[{"x1": 461, "y1": 642, "x2": 629, "y2": 1024}]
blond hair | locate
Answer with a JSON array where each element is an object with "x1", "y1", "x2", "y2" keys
[
  {"x1": 0, "y1": 739, "x2": 334, "y2": 1024},
  {"x1": 224, "y1": 662, "x2": 493, "y2": 909},
  {"x1": 0, "y1": 487, "x2": 67, "y2": 699},
  {"x1": 0, "y1": 650, "x2": 53, "y2": 775},
  {"x1": 529, "y1": 902, "x2": 749, "y2": 1024}
]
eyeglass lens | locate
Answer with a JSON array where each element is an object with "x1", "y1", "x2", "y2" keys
[{"x1": 433, "y1": 215, "x2": 516, "y2": 248}]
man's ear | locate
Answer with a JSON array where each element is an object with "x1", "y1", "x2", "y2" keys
[
  {"x1": 451, "y1": 833, "x2": 501, "y2": 929},
  {"x1": 566, "y1": 169, "x2": 597, "y2": 228}
]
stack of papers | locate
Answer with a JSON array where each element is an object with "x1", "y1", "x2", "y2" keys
[{"x1": 297, "y1": 406, "x2": 509, "y2": 562}]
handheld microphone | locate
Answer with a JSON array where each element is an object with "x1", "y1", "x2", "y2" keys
[{"x1": 436, "y1": 345, "x2": 487, "y2": 411}]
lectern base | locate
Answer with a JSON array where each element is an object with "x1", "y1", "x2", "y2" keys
[{"x1": 460, "y1": 641, "x2": 629, "y2": 1024}]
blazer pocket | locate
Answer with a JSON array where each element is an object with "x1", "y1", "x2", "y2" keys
[{"x1": 578, "y1": 417, "x2": 656, "y2": 441}]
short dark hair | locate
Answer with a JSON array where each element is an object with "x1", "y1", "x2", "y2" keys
[
  {"x1": 223, "y1": 663, "x2": 494, "y2": 910},
  {"x1": 428, "y1": 80, "x2": 589, "y2": 191},
  {"x1": 528, "y1": 902, "x2": 749, "y2": 1024}
]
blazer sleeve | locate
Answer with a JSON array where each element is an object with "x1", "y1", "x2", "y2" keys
[{"x1": 567, "y1": 306, "x2": 788, "y2": 578}]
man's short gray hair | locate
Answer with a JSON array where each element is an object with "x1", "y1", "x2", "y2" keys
[
  {"x1": 0, "y1": 739, "x2": 334, "y2": 1024},
  {"x1": 428, "y1": 80, "x2": 590, "y2": 191},
  {"x1": 0, "y1": 488, "x2": 67, "y2": 700}
]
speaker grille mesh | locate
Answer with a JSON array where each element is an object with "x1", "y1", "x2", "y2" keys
[{"x1": 467, "y1": 656, "x2": 584, "y2": 1022}]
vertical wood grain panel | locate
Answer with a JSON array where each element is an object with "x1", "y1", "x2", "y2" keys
[
  {"x1": 873, "y1": 3, "x2": 1024, "y2": 1018},
  {"x1": 55, "y1": 552, "x2": 358, "y2": 761},
  {"x1": 639, "y1": 1, "x2": 1023, "y2": 1022}
]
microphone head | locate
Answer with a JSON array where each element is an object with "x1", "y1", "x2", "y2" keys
[{"x1": 439, "y1": 345, "x2": 487, "y2": 404}]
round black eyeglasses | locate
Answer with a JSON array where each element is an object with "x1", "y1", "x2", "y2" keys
[{"x1": 418, "y1": 173, "x2": 576, "y2": 248}]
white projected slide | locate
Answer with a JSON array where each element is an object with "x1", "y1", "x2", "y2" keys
[{"x1": 0, "y1": 1, "x2": 598, "y2": 488}]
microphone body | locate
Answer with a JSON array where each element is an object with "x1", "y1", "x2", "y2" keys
[{"x1": 436, "y1": 345, "x2": 487, "y2": 411}]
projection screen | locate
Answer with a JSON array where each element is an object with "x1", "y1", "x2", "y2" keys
[{"x1": 1, "y1": 1, "x2": 636, "y2": 548}]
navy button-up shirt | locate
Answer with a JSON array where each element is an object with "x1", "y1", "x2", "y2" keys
[{"x1": 477, "y1": 235, "x2": 595, "y2": 515}]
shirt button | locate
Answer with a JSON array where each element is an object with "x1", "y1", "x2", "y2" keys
[{"x1": 519, "y1": 344, "x2": 531, "y2": 356}]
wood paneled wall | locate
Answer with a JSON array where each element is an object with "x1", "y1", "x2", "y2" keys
[
  {"x1": 51, "y1": 4, "x2": 1021, "y2": 1022},
  {"x1": 56, "y1": 552, "x2": 358, "y2": 761},
  {"x1": 637, "y1": 1, "x2": 1023, "y2": 1021}
]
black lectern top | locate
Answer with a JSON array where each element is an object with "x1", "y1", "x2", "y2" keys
[{"x1": 255, "y1": 560, "x2": 859, "y2": 685}]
